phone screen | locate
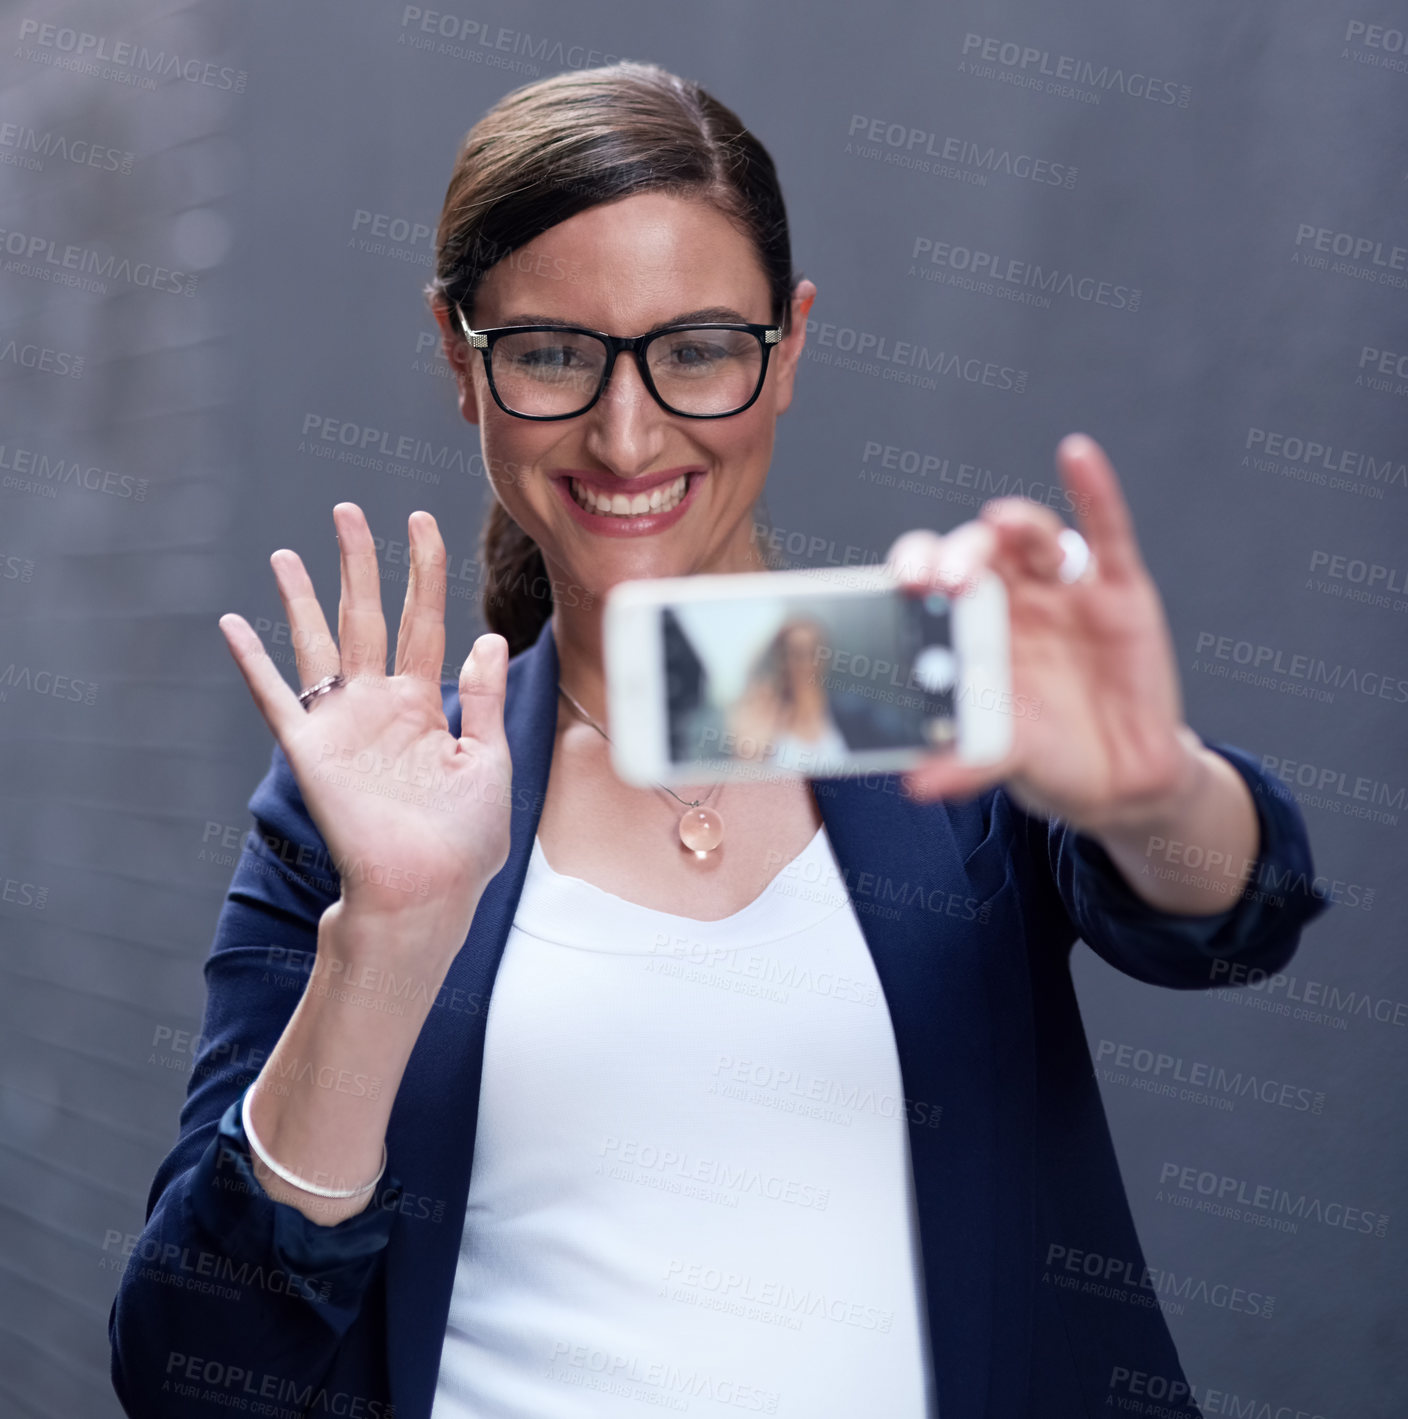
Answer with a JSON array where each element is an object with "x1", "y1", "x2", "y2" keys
[{"x1": 658, "y1": 586, "x2": 956, "y2": 774}]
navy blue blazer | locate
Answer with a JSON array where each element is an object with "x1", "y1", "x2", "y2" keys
[{"x1": 109, "y1": 616, "x2": 1326, "y2": 1419}]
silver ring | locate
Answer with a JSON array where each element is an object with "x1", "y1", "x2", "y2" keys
[
  {"x1": 297, "y1": 673, "x2": 345, "y2": 710},
  {"x1": 1057, "y1": 529, "x2": 1094, "y2": 584}
]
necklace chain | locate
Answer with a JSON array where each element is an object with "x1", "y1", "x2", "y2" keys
[{"x1": 556, "y1": 681, "x2": 717, "y2": 811}]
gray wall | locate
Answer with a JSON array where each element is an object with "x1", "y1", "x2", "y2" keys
[{"x1": 2, "y1": 1, "x2": 1404, "y2": 1414}]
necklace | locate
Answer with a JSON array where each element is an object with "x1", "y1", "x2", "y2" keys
[{"x1": 557, "y1": 680, "x2": 725, "y2": 858}]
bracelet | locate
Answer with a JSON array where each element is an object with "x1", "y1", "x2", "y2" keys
[{"x1": 240, "y1": 1088, "x2": 387, "y2": 1200}]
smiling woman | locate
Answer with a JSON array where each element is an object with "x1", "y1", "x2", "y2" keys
[
  {"x1": 109, "y1": 59, "x2": 1327, "y2": 1419},
  {"x1": 423, "y1": 65, "x2": 811, "y2": 660}
]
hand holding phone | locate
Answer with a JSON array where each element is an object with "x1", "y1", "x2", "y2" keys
[
  {"x1": 885, "y1": 434, "x2": 1206, "y2": 839},
  {"x1": 607, "y1": 434, "x2": 1207, "y2": 843}
]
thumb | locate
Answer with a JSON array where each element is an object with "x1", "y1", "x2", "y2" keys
[{"x1": 458, "y1": 632, "x2": 509, "y2": 748}]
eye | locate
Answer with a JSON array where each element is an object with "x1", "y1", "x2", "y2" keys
[
  {"x1": 654, "y1": 329, "x2": 751, "y2": 373},
  {"x1": 514, "y1": 344, "x2": 585, "y2": 369},
  {"x1": 670, "y1": 340, "x2": 726, "y2": 364}
]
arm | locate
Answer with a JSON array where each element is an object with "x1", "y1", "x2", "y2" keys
[
  {"x1": 107, "y1": 748, "x2": 401, "y2": 1416},
  {"x1": 109, "y1": 739, "x2": 499, "y2": 1418},
  {"x1": 1087, "y1": 730, "x2": 1259, "y2": 915},
  {"x1": 1045, "y1": 740, "x2": 1329, "y2": 989},
  {"x1": 111, "y1": 504, "x2": 513, "y2": 1416},
  {"x1": 887, "y1": 434, "x2": 1329, "y2": 935}
]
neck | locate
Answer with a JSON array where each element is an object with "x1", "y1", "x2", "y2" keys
[
  {"x1": 548, "y1": 518, "x2": 770, "y2": 728},
  {"x1": 548, "y1": 593, "x2": 607, "y2": 730}
]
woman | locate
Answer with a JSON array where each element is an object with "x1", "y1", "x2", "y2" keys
[
  {"x1": 729, "y1": 619, "x2": 852, "y2": 772},
  {"x1": 109, "y1": 62, "x2": 1325, "y2": 1419}
]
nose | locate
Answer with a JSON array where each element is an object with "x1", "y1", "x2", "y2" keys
[
  {"x1": 581, "y1": 348, "x2": 669, "y2": 476},
  {"x1": 600, "y1": 346, "x2": 657, "y2": 411}
]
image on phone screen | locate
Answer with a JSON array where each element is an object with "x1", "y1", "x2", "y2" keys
[{"x1": 659, "y1": 589, "x2": 957, "y2": 774}]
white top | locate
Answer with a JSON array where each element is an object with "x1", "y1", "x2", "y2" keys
[
  {"x1": 431, "y1": 822, "x2": 937, "y2": 1419},
  {"x1": 768, "y1": 719, "x2": 851, "y2": 774}
]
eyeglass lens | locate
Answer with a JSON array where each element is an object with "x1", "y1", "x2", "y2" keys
[{"x1": 490, "y1": 328, "x2": 764, "y2": 416}]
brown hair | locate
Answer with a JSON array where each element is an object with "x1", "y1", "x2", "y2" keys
[{"x1": 425, "y1": 60, "x2": 800, "y2": 657}]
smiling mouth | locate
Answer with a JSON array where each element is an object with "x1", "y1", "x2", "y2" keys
[{"x1": 569, "y1": 473, "x2": 689, "y2": 517}]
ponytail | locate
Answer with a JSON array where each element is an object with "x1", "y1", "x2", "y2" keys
[{"x1": 478, "y1": 498, "x2": 553, "y2": 658}]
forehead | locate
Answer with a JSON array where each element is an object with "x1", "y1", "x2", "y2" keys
[{"x1": 473, "y1": 190, "x2": 772, "y2": 330}]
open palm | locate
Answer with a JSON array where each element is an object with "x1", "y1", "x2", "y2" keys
[{"x1": 218, "y1": 504, "x2": 513, "y2": 949}]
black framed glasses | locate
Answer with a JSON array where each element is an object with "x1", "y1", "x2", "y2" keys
[{"x1": 455, "y1": 307, "x2": 783, "y2": 420}]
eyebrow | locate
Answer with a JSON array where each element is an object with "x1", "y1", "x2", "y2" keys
[{"x1": 492, "y1": 305, "x2": 766, "y2": 333}]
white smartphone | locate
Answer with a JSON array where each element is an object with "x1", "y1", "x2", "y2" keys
[{"x1": 603, "y1": 563, "x2": 1012, "y2": 787}]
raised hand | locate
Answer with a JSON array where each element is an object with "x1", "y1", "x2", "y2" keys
[
  {"x1": 218, "y1": 503, "x2": 513, "y2": 955},
  {"x1": 884, "y1": 435, "x2": 1215, "y2": 842}
]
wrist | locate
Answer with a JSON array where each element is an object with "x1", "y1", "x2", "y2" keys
[
  {"x1": 315, "y1": 897, "x2": 469, "y2": 996},
  {"x1": 1086, "y1": 727, "x2": 1212, "y2": 857},
  {"x1": 1087, "y1": 735, "x2": 1263, "y2": 915}
]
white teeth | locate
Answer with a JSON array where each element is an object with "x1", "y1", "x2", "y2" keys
[{"x1": 571, "y1": 474, "x2": 688, "y2": 517}]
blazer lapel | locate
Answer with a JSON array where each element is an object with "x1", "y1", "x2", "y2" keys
[
  {"x1": 813, "y1": 773, "x2": 1028, "y2": 1417},
  {"x1": 383, "y1": 617, "x2": 561, "y2": 1419}
]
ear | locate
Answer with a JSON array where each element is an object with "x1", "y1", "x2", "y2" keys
[
  {"x1": 430, "y1": 297, "x2": 482, "y2": 426},
  {"x1": 770, "y1": 279, "x2": 816, "y2": 417}
]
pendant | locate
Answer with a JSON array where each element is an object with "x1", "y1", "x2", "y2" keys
[{"x1": 679, "y1": 806, "x2": 724, "y2": 858}]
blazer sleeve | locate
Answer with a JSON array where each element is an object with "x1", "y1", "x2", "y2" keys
[
  {"x1": 1038, "y1": 740, "x2": 1330, "y2": 989},
  {"x1": 108, "y1": 741, "x2": 402, "y2": 1418}
]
